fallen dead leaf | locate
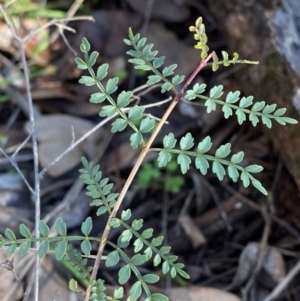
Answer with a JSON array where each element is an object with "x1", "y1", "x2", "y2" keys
[
  {"x1": 25, "y1": 114, "x2": 100, "y2": 177},
  {"x1": 231, "y1": 242, "x2": 286, "y2": 288},
  {"x1": 169, "y1": 286, "x2": 242, "y2": 301}
]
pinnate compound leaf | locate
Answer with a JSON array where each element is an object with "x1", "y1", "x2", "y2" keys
[
  {"x1": 19, "y1": 241, "x2": 31, "y2": 257},
  {"x1": 231, "y1": 151, "x2": 244, "y2": 164},
  {"x1": 274, "y1": 108, "x2": 286, "y2": 117},
  {"x1": 114, "y1": 287, "x2": 124, "y2": 299},
  {"x1": 55, "y1": 218, "x2": 67, "y2": 236},
  {"x1": 228, "y1": 165, "x2": 239, "y2": 182},
  {"x1": 130, "y1": 281, "x2": 142, "y2": 301},
  {"x1": 130, "y1": 133, "x2": 143, "y2": 149},
  {"x1": 170, "y1": 267, "x2": 177, "y2": 278},
  {"x1": 226, "y1": 91, "x2": 240, "y2": 103},
  {"x1": 106, "y1": 250, "x2": 120, "y2": 267},
  {"x1": 5, "y1": 228, "x2": 16, "y2": 241},
  {"x1": 197, "y1": 136, "x2": 212, "y2": 153},
  {"x1": 222, "y1": 104, "x2": 233, "y2": 118},
  {"x1": 162, "y1": 64, "x2": 177, "y2": 77},
  {"x1": 75, "y1": 57, "x2": 87, "y2": 70},
  {"x1": 69, "y1": 279, "x2": 78, "y2": 292},
  {"x1": 121, "y1": 209, "x2": 132, "y2": 221},
  {"x1": 147, "y1": 75, "x2": 161, "y2": 85},
  {"x1": 240, "y1": 96, "x2": 253, "y2": 108},
  {"x1": 145, "y1": 293, "x2": 168, "y2": 301},
  {"x1": 262, "y1": 115, "x2": 272, "y2": 128},
  {"x1": 55, "y1": 240, "x2": 67, "y2": 260},
  {"x1": 117, "y1": 91, "x2": 132, "y2": 108},
  {"x1": 120, "y1": 229, "x2": 133, "y2": 242},
  {"x1": 158, "y1": 150, "x2": 171, "y2": 167},
  {"x1": 177, "y1": 153, "x2": 191, "y2": 174},
  {"x1": 110, "y1": 218, "x2": 121, "y2": 228},
  {"x1": 215, "y1": 143, "x2": 231, "y2": 158},
  {"x1": 81, "y1": 239, "x2": 91, "y2": 256},
  {"x1": 79, "y1": 76, "x2": 95, "y2": 86},
  {"x1": 128, "y1": 106, "x2": 144, "y2": 120},
  {"x1": 180, "y1": 133, "x2": 194, "y2": 150},
  {"x1": 153, "y1": 56, "x2": 165, "y2": 68},
  {"x1": 209, "y1": 85, "x2": 224, "y2": 98},
  {"x1": 142, "y1": 228, "x2": 153, "y2": 239},
  {"x1": 80, "y1": 37, "x2": 90, "y2": 53},
  {"x1": 245, "y1": 165, "x2": 263, "y2": 173},
  {"x1": 212, "y1": 161, "x2": 225, "y2": 180},
  {"x1": 252, "y1": 179, "x2": 268, "y2": 195},
  {"x1": 119, "y1": 264, "x2": 131, "y2": 284},
  {"x1": 176, "y1": 268, "x2": 190, "y2": 279},
  {"x1": 163, "y1": 133, "x2": 177, "y2": 149},
  {"x1": 249, "y1": 112, "x2": 259, "y2": 126},
  {"x1": 161, "y1": 82, "x2": 173, "y2": 93},
  {"x1": 153, "y1": 254, "x2": 161, "y2": 266},
  {"x1": 143, "y1": 274, "x2": 160, "y2": 284},
  {"x1": 96, "y1": 63, "x2": 109, "y2": 81},
  {"x1": 81, "y1": 217, "x2": 92, "y2": 236},
  {"x1": 252, "y1": 101, "x2": 265, "y2": 112},
  {"x1": 7, "y1": 244, "x2": 17, "y2": 257},
  {"x1": 131, "y1": 254, "x2": 147, "y2": 265},
  {"x1": 106, "y1": 77, "x2": 119, "y2": 95},
  {"x1": 20, "y1": 224, "x2": 31, "y2": 239},
  {"x1": 90, "y1": 92, "x2": 107, "y2": 103},
  {"x1": 236, "y1": 108, "x2": 246, "y2": 124},
  {"x1": 134, "y1": 238, "x2": 143, "y2": 252},
  {"x1": 111, "y1": 118, "x2": 127, "y2": 133},
  {"x1": 131, "y1": 219, "x2": 143, "y2": 231},
  {"x1": 185, "y1": 89, "x2": 196, "y2": 100},
  {"x1": 241, "y1": 171, "x2": 250, "y2": 187},
  {"x1": 162, "y1": 261, "x2": 170, "y2": 274},
  {"x1": 88, "y1": 51, "x2": 99, "y2": 67},
  {"x1": 172, "y1": 75, "x2": 185, "y2": 85},
  {"x1": 140, "y1": 117, "x2": 155, "y2": 133},
  {"x1": 99, "y1": 105, "x2": 117, "y2": 117},
  {"x1": 195, "y1": 157, "x2": 209, "y2": 175},
  {"x1": 39, "y1": 240, "x2": 49, "y2": 258}
]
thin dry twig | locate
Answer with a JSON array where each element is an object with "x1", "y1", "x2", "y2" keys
[
  {"x1": 242, "y1": 207, "x2": 271, "y2": 300},
  {"x1": 263, "y1": 259, "x2": 300, "y2": 301},
  {"x1": 0, "y1": 5, "x2": 42, "y2": 300}
]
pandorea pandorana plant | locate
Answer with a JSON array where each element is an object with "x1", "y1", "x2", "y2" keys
[{"x1": 0, "y1": 16, "x2": 297, "y2": 301}]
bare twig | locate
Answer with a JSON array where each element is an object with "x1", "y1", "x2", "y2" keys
[{"x1": 263, "y1": 260, "x2": 300, "y2": 301}]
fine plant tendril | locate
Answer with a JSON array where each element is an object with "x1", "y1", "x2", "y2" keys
[{"x1": 0, "y1": 16, "x2": 297, "y2": 301}]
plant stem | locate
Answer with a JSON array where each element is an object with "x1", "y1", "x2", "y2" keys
[{"x1": 84, "y1": 53, "x2": 212, "y2": 301}]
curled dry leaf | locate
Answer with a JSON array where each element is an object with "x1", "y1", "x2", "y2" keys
[
  {"x1": 169, "y1": 286, "x2": 241, "y2": 301},
  {"x1": 231, "y1": 242, "x2": 286, "y2": 288},
  {"x1": 25, "y1": 114, "x2": 100, "y2": 177}
]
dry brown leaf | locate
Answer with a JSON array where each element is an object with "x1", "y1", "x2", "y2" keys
[
  {"x1": 25, "y1": 114, "x2": 100, "y2": 177},
  {"x1": 232, "y1": 242, "x2": 286, "y2": 288},
  {"x1": 169, "y1": 286, "x2": 242, "y2": 301}
]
